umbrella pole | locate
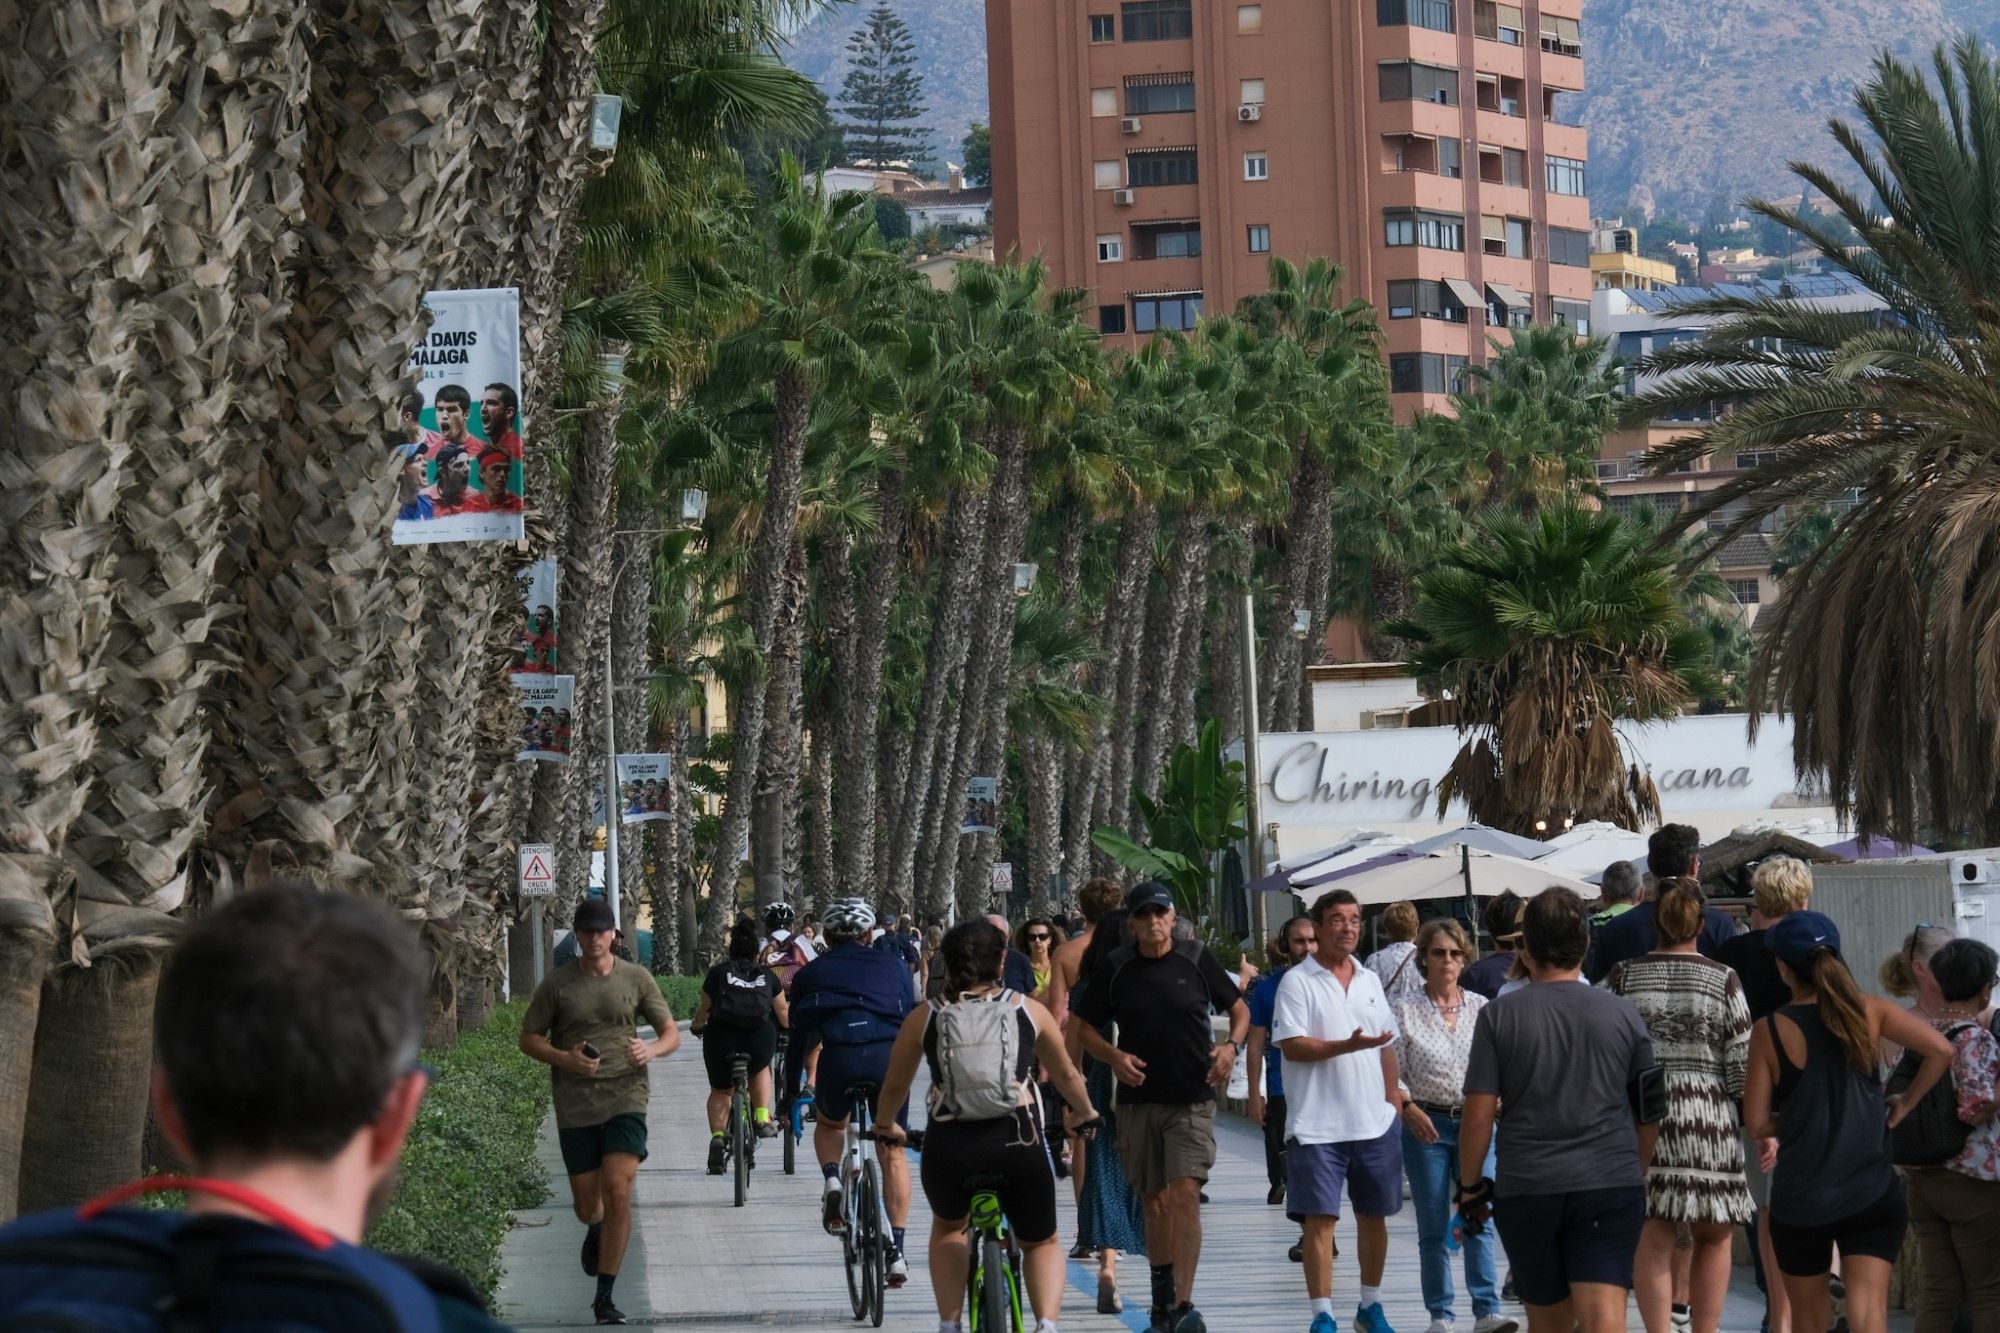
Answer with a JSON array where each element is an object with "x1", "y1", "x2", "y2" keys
[{"x1": 1462, "y1": 843, "x2": 1474, "y2": 925}]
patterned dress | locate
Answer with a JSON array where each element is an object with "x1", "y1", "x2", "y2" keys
[{"x1": 1604, "y1": 951, "x2": 1755, "y2": 1224}]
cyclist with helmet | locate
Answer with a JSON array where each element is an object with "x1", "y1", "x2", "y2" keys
[
  {"x1": 788, "y1": 898, "x2": 918, "y2": 1284},
  {"x1": 759, "y1": 900, "x2": 817, "y2": 985}
]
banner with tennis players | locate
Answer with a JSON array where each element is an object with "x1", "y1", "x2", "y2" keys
[
  {"x1": 394, "y1": 287, "x2": 526, "y2": 545},
  {"x1": 517, "y1": 674, "x2": 573, "y2": 763},
  {"x1": 513, "y1": 556, "x2": 559, "y2": 674},
  {"x1": 616, "y1": 754, "x2": 673, "y2": 824}
]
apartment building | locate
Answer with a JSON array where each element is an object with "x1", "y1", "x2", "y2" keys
[
  {"x1": 1592, "y1": 273, "x2": 1885, "y2": 625},
  {"x1": 986, "y1": 0, "x2": 1591, "y2": 411}
]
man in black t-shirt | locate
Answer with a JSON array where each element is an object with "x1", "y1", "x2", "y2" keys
[
  {"x1": 1073, "y1": 882, "x2": 1248, "y2": 1333},
  {"x1": 1585, "y1": 824, "x2": 1738, "y2": 983}
]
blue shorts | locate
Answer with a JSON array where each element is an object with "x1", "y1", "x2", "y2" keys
[
  {"x1": 1287, "y1": 1123, "x2": 1405, "y2": 1221},
  {"x1": 814, "y1": 1040, "x2": 908, "y2": 1128}
]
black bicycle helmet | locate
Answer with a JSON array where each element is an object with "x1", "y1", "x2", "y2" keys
[{"x1": 763, "y1": 901, "x2": 796, "y2": 932}]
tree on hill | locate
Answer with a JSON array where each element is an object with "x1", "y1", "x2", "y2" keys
[
  {"x1": 836, "y1": 3, "x2": 931, "y2": 167},
  {"x1": 962, "y1": 122, "x2": 991, "y2": 186}
]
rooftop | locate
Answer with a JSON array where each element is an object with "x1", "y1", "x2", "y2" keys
[{"x1": 1618, "y1": 271, "x2": 1876, "y2": 314}]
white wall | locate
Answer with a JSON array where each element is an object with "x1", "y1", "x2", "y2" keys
[{"x1": 1309, "y1": 674, "x2": 1428, "y2": 732}]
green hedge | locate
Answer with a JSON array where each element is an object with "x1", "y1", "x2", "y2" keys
[
  {"x1": 366, "y1": 1000, "x2": 549, "y2": 1300},
  {"x1": 657, "y1": 973, "x2": 702, "y2": 1018}
]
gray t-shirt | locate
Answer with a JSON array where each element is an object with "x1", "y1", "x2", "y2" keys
[{"x1": 1464, "y1": 979, "x2": 1656, "y2": 1198}]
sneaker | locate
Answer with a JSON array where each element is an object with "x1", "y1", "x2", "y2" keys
[
  {"x1": 1355, "y1": 1303, "x2": 1396, "y2": 1333},
  {"x1": 1069, "y1": 1236, "x2": 1093, "y2": 1260},
  {"x1": 1500, "y1": 1273, "x2": 1517, "y2": 1304},
  {"x1": 1097, "y1": 1277, "x2": 1122, "y2": 1314},
  {"x1": 821, "y1": 1177, "x2": 845, "y2": 1235},
  {"x1": 1472, "y1": 1317, "x2": 1516, "y2": 1333},
  {"x1": 887, "y1": 1250, "x2": 910, "y2": 1288},
  {"x1": 1171, "y1": 1304, "x2": 1207, "y2": 1333},
  {"x1": 1423, "y1": 1321, "x2": 1454, "y2": 1333},
  {"x1": 580, "y1": 1222, "x2": 601, "y2": 1276},
  {"x1": 593, "y1": 1296, "x2": 627, "y2": 1325},
  {"x1": 1150, "y1": 1308, "x2": 1172, "y2": 1332},
  {"x1": 755, "y1": 1118, "x2": 780, "y2": 1138},
  {"x1": 1288, "y1": 1241, "x2": 1304, "y2": 1263},
  {"x1": 706, "y1": 1136, "x2": 726, "y2": 1175},
  {"x1": 1671, "y1": 1307, "x2": 1691, "y2": 1333},
  {"x1": 1267, "y1": 1183, "x2": 1286, "y2": 1206},
  {"x1": 1311, "y1": 1316, "x2": 1340, "y2": 1333}
]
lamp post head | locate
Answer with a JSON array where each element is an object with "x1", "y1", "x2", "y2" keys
[
  {"x1": 679, "y1": 488, "x2": 708, "y2": 526},
  {"x1": 1011, "y1": 562, "x2": 1038, "y2": 598},
  {"x1": 1290, "y1": 607, "x2": 1313, "y2": 640},
  {"x1": 588, "y1": 94, "x2": 623, "y2": 153}
]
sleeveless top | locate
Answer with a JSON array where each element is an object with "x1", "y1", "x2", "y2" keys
[
  {"x1": 921, "y1": 989, "x2": 1039, "y2": 1125},
  {"x1": 1769, "y1": 1002, "x2": 1896, "y2": 1220}
]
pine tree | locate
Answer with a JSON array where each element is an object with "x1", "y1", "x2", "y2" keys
[{"x1": 835, "y1": 3, "x2": 930, "y2": 167}]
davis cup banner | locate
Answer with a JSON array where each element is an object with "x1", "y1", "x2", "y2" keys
[
  {"x1": 616, "y1": 754, "x2": 673, "y2": 824},
  {"x1": 393, "y1": 287, "x2": 526, "y2": 544},
  {"x1": 517, "y1": 675, "x2": 574, "y2": 763},
  {"x1": 512, "y1": 557, "x2": 560, "y2": 674}
]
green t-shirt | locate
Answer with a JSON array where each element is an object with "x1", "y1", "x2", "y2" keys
[{"x1": 522, "y1": 959, "x2": 675, "y2": 1128}]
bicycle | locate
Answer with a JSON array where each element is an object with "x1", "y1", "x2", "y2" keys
[
  {"x1": 724, "y1": 1053, "x2": 752, "y2": 1207},
  {"x1": 839, "y1": 1082, "x2": 892, "y2": 1328},
  {"x1": 956, "y1": 1115, "x2": 1097, "y2": 1333},
  {"x1": 775, "y1": 1030, "x2": 814, "y2": 1175}
]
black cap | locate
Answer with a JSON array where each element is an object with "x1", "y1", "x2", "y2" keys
[
  {"x1": 1125, "y1": 881, "x2": 1174, "y2": 914},
  {"x1": 574, "y1": 898, "x2": 615, "y2": 932}
]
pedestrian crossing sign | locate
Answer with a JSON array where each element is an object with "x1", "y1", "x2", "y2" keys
[{"x1": 518, "y1": 844, "x2": 556, "y2": 897}]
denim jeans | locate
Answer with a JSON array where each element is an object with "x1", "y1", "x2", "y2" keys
[{"x1": 1404, "y1": 1113, "x2": 1500, "y2": 1322}]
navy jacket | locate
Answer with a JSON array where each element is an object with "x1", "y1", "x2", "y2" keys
[{"x1": 789, "y1": 941, "x2": 915, "y2": 1058}]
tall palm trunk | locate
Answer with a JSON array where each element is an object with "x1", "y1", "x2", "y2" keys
[
  {"x1": 1076, "y1": 502, "x2": 1157, "y2": 872},
  {"x1": 1208, "y1": 515, "x2": 1254, "y2": 743},
  {"x1": 1024, "y1": 734, "x2": 1065, "y2": 917},
  {"x1": 834, "y1": 469, "x2": 906, "y2": 898},
  {"x1": 1100, "y1": 510, "x2": 1161, "y2": 845},
  {"x1": 807, "y1": 718, "x2": 835, "y2": 909},
  {"x1": 700, "y1": 369, "x2": 813, "y2": 953},
  {"x1": 888, "y1": 483, "x2": 992, "y2": 915},
  {"x1": 752, "y1": 536, "x2": 806, "y2": 911},
  {"x1": 557, "y1": 396, "x2": 623, "y2": 919},
  {"x1": 1133, "y1": 518, "x2": 1209, "y2": 806},
  {"x1": 1166, "y1": 527, "x2": 1213, "y2": 756},
  {"x1": 1264, "y1": 449, "x2": 1333, "y2": 731},
  {"x1": 611, "y1": 516, "x2": 652, "y2": 931}
]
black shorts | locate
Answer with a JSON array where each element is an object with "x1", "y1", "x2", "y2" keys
[
  {"x1": 700, "y1": 1022, "x2": 777, "y2": 1091},
  {"x1": 1770, "y1": 1181, "x2": 1907, "y2": 1276},
  {"x1": 920, "y1": 1116, "x2": 1059, "y2": 1244},
  {"x1": 557, "y1": 1113, "x2": 649, "y2": 1175},
  {"x1": 1493, "y1": 1186, "x2": 1646, "y2": 1307}
]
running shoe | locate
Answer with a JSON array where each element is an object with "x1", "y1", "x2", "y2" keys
[
  {"x1": 755, "y1": 1117, "x2": 780, "y2": 1139},
  {"x1": 1267, "y1": 1183, "x2": 1286, "y2": 1206},
  {"x1": 1069, "y1": 1236, "x2": 1093, "y2": 1260},
  {"x1": 593, "y1": 1296, "x2": 626, "y2": 1325},
  {"x1": 1472, "y1": 1316, "x2": 1516, "y2": 1333},
  {"x1": 1171, "y1": 1303, "x2": 1207, "y2": 1333},
  {"x1": 887, "y1": 1250, "x2": 910, "y2": 1288},
  {"x1": 1423, "y1": 1320, "x2": 1454, "y2": 1333},
  {"x1": 1671, "y1": 1307, "x2": 1691, "y2": 1333},
  {"x1": 1311, "y1": 1315, "x2": 1339, "y2": 1333},
  {"x1": 580, "y1": 1222, "x2": 601, "y2": 1276},
  {"x1": 821, "y1": 1176, "x2": 845, "y2": 1235},
  {"x1": 1354, "y1": 1302, "x2": 1396, "y2": 1333},
  {"x1": 706, "y1": 1136, "x2": 726, "y2": 1175},
  {"x1": 1288, "y1": 1240, "x2": 1304, "y2": 1263}
]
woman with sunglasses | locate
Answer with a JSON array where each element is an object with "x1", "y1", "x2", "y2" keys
[
  {"x1": 1015, "y1": 918, "x2": 1067, "y2": 1008},
  {"x1": 1393, "y1": 919, "x2": 1516, "y2": 1333}
]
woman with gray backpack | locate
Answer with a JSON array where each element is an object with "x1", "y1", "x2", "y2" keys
[{"x1": 873, "y1": 919, "x2": 1100, "y2": 1333}]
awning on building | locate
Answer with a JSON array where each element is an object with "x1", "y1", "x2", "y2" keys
[
  {"x1": 1125, "y1": 145, "x2": 1192, "y2": 155},
  {"x1": 1481, "y1": 215, "x2": 1506, "y2": 242},
  {"x1": 1125, "y1": 71, "x2": 1193, "y2": 87},
  {"x1": 1487, "y1": 281, "x2": 1531, "y2": 309},
  {"x1": 1443, "y1": 278, "x2": 1483, "y2": 308},
  {"x1": 1126, "y1": 288, "x2": 1203, "y2": 300}
]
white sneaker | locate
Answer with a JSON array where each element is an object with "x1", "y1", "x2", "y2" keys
[
  {"x1": 887, "y1": 1251, "x2": 909, "y2": 1287},
  {"x1": 1425, "y1": 1320, "x2": 1456, "y2": 1333},
  {"x1": 820, "y1": 1176, "x2": 844, "y2": 1234},
  {"x1": 1671, "y1": 1310, "x2": 1691, "y2": 1333},
  {"x1": 1473, "y1": 1317, "x2": 1517, "y2": 1333}
]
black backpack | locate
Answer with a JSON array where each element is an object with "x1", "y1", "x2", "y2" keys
[
  {"x1": 1887, "y1": 1020, "x2": 1977, "y2": 1167},
  {"x1": 711, "y1": 961, "x2": 776, "y2": 1030}
]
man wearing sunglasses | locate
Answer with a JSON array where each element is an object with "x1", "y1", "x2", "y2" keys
[{"x1": 0, "y1": 882, "x2": 506, "y2": 1330}]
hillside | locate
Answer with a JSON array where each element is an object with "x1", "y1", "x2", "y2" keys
[{"x1": 783, "y1": 0, "x2": 2000, "y2": 218}]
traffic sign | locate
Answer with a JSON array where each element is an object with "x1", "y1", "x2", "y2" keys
[{"x1": 518, "y1": 844, "x2": 556, "y2": 898}]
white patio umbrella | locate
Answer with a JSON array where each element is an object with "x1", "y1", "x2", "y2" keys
[
  {"x1": 1530, "y1": 821, "x2": 1652, "y2": 879},
  {"x1": 1331, "y1": 847, "x2": 1598, "y2": 906}
]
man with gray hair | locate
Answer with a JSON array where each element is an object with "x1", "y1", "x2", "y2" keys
[{"x1": 1586, "y1": 861, "x2": 1643, "y2": 980}]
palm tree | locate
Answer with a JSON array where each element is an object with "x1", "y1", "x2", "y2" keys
[
  {"x1": 1445, "y1": 324, "x2": 1622, "y2": 512},
  {"x1": 1628, "y1": 35, "x2": 2000, "y2": 845},
  {"x1": 1390, "y1": 506, "x2": 1719, "y2": 836}
]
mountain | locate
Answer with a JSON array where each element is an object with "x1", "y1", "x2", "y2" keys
[{"x1": 785, "y1": 2, "x2": 2000, "y2": 220}]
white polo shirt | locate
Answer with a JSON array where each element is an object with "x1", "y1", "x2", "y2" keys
[{"x1": 1271, "y1": 952, "x2": 1400, "y2": 1146}]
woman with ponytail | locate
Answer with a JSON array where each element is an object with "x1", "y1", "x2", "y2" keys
[{"x1": 1743, "y1": 912, "x2": 1954, "y2": 1333}]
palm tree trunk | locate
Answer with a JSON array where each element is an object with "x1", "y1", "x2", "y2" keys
[
  {"x1": 1103, "y1": 509, "x2": 1161, "y2": 840},
  {"x1": 834, "y1": 468, "x2": 906, "y2": 899},
  {"x1": 808, "y1": 719, "x2": 836, "y2": 910},
  {"x1": 1133, "y1": 518, "x2": 1208, "y2": 805},
  {"x1": 752, "y1": 536, "x2": 806, "y2": 912},
  {"x1": 558, "y1": 397, "x2": 623, "y2": 910},
  {"x1": 612, "y1": 517, "x2": 652, "y2": 931},
  {"x1": 700, "y1": 369, "x2": 813, "y2": 953},
  {"x1": 1024, "y1": 734, "x2": 1064, "y2": 917},
  {"x1": 1078, "y1": 501, "x2": 1157, "y2": 871},
  {"x1": 670, "y1": 714, "x2": 698, "y2": 972},
  {"x1": 1209, "y1": 515, "x2": 1254, "y2": 743},
  {"x1": 1264, "y1": 449, "x2": 1334, "y2": 731},
  {"x1": 0, "y1": 929, "x2": 52, "y2": 1219},
  {"x1": 1167, "y1": 531, "x2": 1213, "y2": 755}
]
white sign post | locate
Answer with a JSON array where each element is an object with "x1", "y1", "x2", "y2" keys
[{"x1": 519, "y1": 844, "x2": 556, "y2": 989}]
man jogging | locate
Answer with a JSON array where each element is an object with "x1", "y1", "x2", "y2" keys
[
  {"x1": 521, "y1": 898, "x2": 680, "y2": 1326},
  {"x1": 1073, "y1": 881, "x2": 1248, "y2": 1333},
  {"x1": 1273, "y1": 889, "x2": 1403, "y2": 1333}
]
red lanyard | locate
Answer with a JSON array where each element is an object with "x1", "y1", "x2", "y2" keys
[{"x1": 79, "y1": 1176, "x2": 338, "y2": 1251}]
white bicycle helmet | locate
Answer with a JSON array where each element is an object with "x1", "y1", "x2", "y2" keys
[
  {"x1": 821, "y1": 897, "x2": 876, "y2": 941},
  {"x1": 763, "y1": 901, "x2": 796, "y2": 931}
]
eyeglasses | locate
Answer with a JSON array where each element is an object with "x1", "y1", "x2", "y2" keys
[
  {"x1": 1133, "y1": 906, "x2": 1170, "y2": 920},
  {"x1": 1427, "y1": 948, "x2": 1466, "y2": 959}
]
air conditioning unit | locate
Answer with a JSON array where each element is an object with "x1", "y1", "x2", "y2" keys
[
  {"x1": 1956, "y1": 857, "x2": 1991, "y2": 886},
  {"x1": 1111, "y1": 188, "x2": 1136, "y2": 206},
  {"x1": 1121, "y1": 116, "x2": 1143, "y2": 134},
  {"x1": 1238, "y1": 102, "x2": 1263, "y2": 122}
]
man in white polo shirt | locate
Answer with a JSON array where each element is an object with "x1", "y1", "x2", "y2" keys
[{"x1": 1274, "y1": 888, "x2": 1403, "y2": 1333}]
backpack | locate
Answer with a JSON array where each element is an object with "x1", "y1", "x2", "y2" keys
[
  {"x1": 927, "y1": 990, "x2": 1033, "y2": 1122},
  {"x1": 1887, "y1": 1020, "x2": 1977, "y2": 1167},
  {"x1": 711, "y1": 961, "x2": 776, "y2": 1030},
  {"x1": 0, "y1": 1178, "x2": 502, "y2": 1332},
  {"x1": 761, "y1": 931, "x2": 810, "y2": 986}
]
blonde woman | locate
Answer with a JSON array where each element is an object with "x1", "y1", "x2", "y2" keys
[{"x1": 1367, "y1": 901, "x2": 1426, "y2": 1007}]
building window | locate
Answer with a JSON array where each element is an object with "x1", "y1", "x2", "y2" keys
[
  {"x1": 1727, "y1": 578, "x2": 1761, "y2": 605},
  {"x1": 1099, "y1": 304, "x2": 1127, "y2": 334},
  {"x1": 1539, "y1": 12, "x2": 1582, "y2": 56},
  {"x1": 1133, "y1": 293, "x2": 1203, "y2": 332},
  {"x1": 1237, "y1": 4, "x2": 1263, "y2": 32},
  {"x1": 1386, "y1": 279, "x2": 1469, "y2": 322},
  {"x1": 1595, "y1": 458, "x2": 1622, "y2": 480},
  {"x1": 1125, "y1": 76, "x2": 1196, "y2": 114},
  {"x1": 1097, "y1": 235, "x2": 1124, "y2": 262},
  {"x1": 1507, "y1": 216, "x2": 1529, "y2": 259},
  {"x1": 1547, "y1": 155, "x2": 1588, "y2": 196},
  {"x1": 1247, "y1": 224, "x2": 1271, "y2": 253},
  {"x1": 1377, "y1": 0, "x2": 1454, "y2": 33},
  {"x1": 1127, "y1": 149, "x2": 1198, "y2": 187},
  {"x1": 1472, "y1": 1, "x2": 1523, "y2": 44},
  {"x1": 1502, "y1": 146, "x2": 1526, "y2": 187},
  {"x1": 1384, "y1": 208, "x2": 1465, "y2": 251},
  {"x1": 1121, "y1": 0, "x2": 1192, "y2": 41},
  {"x1": 1389, "y1": 352, "x2": 1461, "y2": 395},
  {"x1": 1551, "y1": 298, "x2": 1591, "y2": 335},
  {"x1": 1094, "y1": 160, "x2": 1123, "y2": 189},
  {"x1": 1244, "y1": 151, "x2": 1268, "y2": 180},
  {"x1": 1438, "y1": 137, "x2": 1462, "y2": 179},
  {"x1": 1089, "y1": 13, "x2": 1116, "y2": 42},
  {"x1": 1131, "y1": 220, "x2": 1202, "y2": 258},
  {"x1": 1549, "y1": 227, "x2": 1590, "y2": 267},
  {"x1": 1092, "y1": 87, "x2": 1118, "y2": 117},
  {"x1": 1240, "y1": 78, "x2": 1266, "y2": 106},
  {"x1": 1378, "y1": 61, "x2": 1458, "y2": 106},
  {"x1": 1735, "y1": 450, "x2": 1780, "y2": 470}
]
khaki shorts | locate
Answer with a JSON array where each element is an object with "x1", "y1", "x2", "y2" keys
[{"x1": 1117, "y1": 1100, "x2": 1218, "y2": 1198}]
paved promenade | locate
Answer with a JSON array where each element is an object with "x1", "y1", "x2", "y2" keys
[{"x1": 497, "y1": 1027, "x2": 1820, "y2": 1330}]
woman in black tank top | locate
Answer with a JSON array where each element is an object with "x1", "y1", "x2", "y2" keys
[{"x1": 1743, "y1": 912, "x2": 1953, "y2": 1333}]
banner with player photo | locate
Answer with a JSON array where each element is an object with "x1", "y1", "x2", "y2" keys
[
  {"x1": 516, "y1": 674, "x2": 574, "y2": 763},
  {"x1": 512, "y1": 556, "x2": 560, "y2": 674},
  {"x1": 393, "y1": 286, "x2": 526, "y2": 545},
  {"x1": 961, "y1": 776, "x2": 998, "y2": 834},
  {"x1": 616, "y1": 754, "x2": 673, "y2": 824}
]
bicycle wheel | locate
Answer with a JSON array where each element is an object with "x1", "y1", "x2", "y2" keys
[
  {"x1": 977, "y1": 1234, "x2": 1009, "y2": 1333},
  {"x1": 783, "y1": 1097, "x2": 797, "y2": 1174},
  {"x1": 731, "y1": 1087, "x2": 749, "y2": 1207},
  {"x1": 862, "y1": 1159, "x2": 886, "y2": 1328},
  {"x1": 842, "y1": 1161, "x2": 865, "y2": 1319}
]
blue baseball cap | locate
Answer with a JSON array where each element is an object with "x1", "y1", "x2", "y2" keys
[{"x1": 1767, "y1": 910, "x2": 1841, "y2": 971}]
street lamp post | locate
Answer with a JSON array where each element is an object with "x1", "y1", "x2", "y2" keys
[{"x1": 1239, "y1": 593, "x2": 1267, "y2": 950}]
